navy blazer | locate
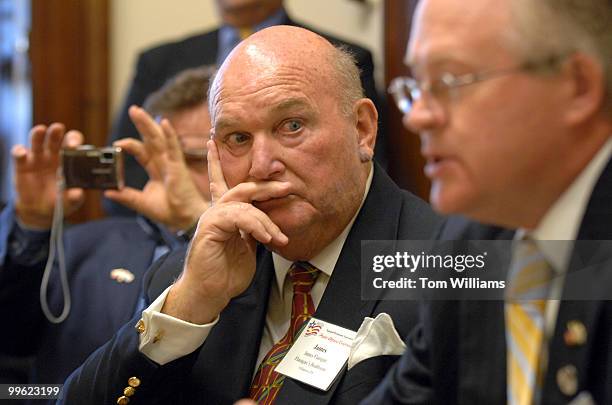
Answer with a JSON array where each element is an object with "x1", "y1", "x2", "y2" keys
[
  {"x1": 0, "y1": 211, "x2": 172, "y2": 399},
  {"x1": 364, "y1": 158, "x2": 612, "y2": 404},
  {"x1": 61, "y1": 166, "x2": 443, "y2": 405},
  {"x1": 106, "y1": 12, "x2": 383, "y2": 216}
]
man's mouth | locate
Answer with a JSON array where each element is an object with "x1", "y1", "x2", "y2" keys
[
  {"x1": 423, "y1": 154, "x2": 457, "y2": 179},
  {"x1": 253, "y1": 195, "x2": 295, "y2": 211}
]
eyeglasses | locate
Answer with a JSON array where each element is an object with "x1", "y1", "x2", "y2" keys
[
  {"x1": 181, "y1": 147, "x2": 208, "y2": 167},
  {"x1": 388, "y1": 56, "x2": 564, "y2": 114}
]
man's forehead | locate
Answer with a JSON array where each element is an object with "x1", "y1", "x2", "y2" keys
[
  {"x1": 213, "y1": 94, "x2": 315, "y2": 130},
  {"x1": 407, "y1": 0, "x2": 512, "y2": 67},
  {"x1": 211, "y1": 65, "x2": 323, "y2": 125}
]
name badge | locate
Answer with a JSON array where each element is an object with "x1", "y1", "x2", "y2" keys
[{"x1": 275, "y1": 317, "x2": 357, "y2": 391}]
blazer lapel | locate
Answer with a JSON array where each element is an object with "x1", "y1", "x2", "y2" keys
[
  {"x1": 277, "y1": 166, "x2": 405, "y2": 405},
  {"x1": 576, "y1": 157, "x2": 612, "y2": 241},
  {"x1": 195, "y1": 248, "x2": 274, "y2": 401},
  {"x1": 543, "y1": 157, "x2": 612, "y2": 401},
  {"x1": 101, "y1": 235, "x2": 158, "y2": 328}
]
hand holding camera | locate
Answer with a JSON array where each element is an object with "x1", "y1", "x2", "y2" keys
[
  {"x1": 12, "y1": 123, "x2": 85, "y2": 229},
  {"x1": 104, "y1": 105, "x2": 210, "y2": 232},
  {"x1": 14, "y1": 105, "x2": 209, "y2": 233}
]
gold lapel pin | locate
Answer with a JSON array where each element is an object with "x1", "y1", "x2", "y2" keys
[
  {"x1": 556, "y1": 364, "x2": 578, "y2": 396},
  {"x1": 564, "y1": 320, "x2": 587, "y2": 347}
]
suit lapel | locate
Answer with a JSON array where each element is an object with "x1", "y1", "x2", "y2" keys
[
  {"x1": 277, "y1": 166, "x2": 405, "y2": 405},
  {"x1": 101, "y1": 235, "x2": 158, "y2": 328},
  {"x1": 575, "y1": 157, "x2": 612, "y2": 241},
  {"x1": 543, "y1": 158, "x2": 612, "y2": 401},
  {"x1": 195, "y1": 248, "x2": 274, "y2": 401}
]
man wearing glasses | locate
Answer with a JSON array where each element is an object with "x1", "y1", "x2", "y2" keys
[
  {"x1": 365, "y1": 0, "x2": 612, "y2": 403},
  {"x1": 0, "y1": 67, "x2": 214, "y2": 401}
]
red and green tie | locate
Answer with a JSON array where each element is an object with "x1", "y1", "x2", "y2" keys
[{"x1": 249, "y1": 262, "x2": 320, "y2": 404}]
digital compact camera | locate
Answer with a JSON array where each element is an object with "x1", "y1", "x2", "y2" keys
[{"x1": 61, "y1": 145, "x2": 124, "y2": 190}]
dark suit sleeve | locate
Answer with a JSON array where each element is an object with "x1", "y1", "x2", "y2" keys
[
  {"x1": 60, "y1": 315, "x2": 202, "y2": 405},
  {"x1": 0, "y1": 205, "x2": 48, "y2": 356},
  {"x1": 60, "y1": 250, "x2": 196, "y2": 405}
]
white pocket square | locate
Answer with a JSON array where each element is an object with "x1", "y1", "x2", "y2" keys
[{"x1": 347, "y1": 312, "x2": 406, "y2": 370}]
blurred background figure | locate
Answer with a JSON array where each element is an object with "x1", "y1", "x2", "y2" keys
[
  {"x1": 106, "y1": 0, "x2": 386, "y2": 216},
  {"x1": 365, "y1": 0, "x2": 612, "y2": 403},
  {"x1": 0, "y1": 66, "x2": 214, "y2": 404}
]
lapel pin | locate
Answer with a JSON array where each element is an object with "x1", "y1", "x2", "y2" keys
[
  {"x1": 564, "y1": 320, "x2": 587, "y2": 347},
  {"x1": 556, "y1": 364, "x2": 578, "y2": 396},
  {"x1": 110, "y1": 268, "x2": 135, "y2": 284}
]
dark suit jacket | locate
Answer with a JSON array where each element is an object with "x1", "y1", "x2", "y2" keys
[
  {"x1": 0, "y1": 210, "x2": 172, "y2": 402},
  {"x1": 363, "y1": 158, "x2": 612, "y2": 404},
  {"x1": 61, "y1": 166, "x2": 443, "y2": 405},
  {"x1": 106, "y1": 12, "x2": 384, "y2": 216}
]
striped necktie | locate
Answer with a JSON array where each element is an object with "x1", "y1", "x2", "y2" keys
[
  {"x1": 249, "y1": 262, "x2": 320, "y2": 404},
  {"x1": 238, "y1": 27, "x2": 254, "y2": 40},
  {"x1": 505, "y1": 238, "x2": 553, "y2": 405}
]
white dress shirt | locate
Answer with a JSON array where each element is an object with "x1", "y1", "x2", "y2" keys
[{"x1": 139, "y1": 166, "x2": 374, "y2": 366}]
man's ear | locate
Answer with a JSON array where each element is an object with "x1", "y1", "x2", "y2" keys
[
  {"x1": 353, "y1": 98, "x2": 378, "y2": 162},
  {"x1": 562, "y1": 52, "x2": 606, "y2": 126}
]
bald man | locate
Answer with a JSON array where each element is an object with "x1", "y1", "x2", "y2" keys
[
  {"x1": 60, "y1": 26, "x2": 442, "y2": 405},
  {"x1": 106, "y1": 0, "x2": 386, "y2": 217}
]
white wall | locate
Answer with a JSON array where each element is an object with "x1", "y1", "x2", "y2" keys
[{"x1": 110, "y1": 0, "x2": 383, "y2": 120}]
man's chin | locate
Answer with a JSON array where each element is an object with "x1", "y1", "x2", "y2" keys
[{"x1": 430, "y1": 181, "x2": 472, "y2": 216}]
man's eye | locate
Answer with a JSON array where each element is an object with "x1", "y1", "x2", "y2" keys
[
  {"x1": 430, "y1": 75, "x2": 454, "y2": 95},
  {"x1": 227, "y1": 133, "x2": 250, "y2": 145},
  {"x1": 280, "y1": 120, "x2": 303, "y2": 133}
]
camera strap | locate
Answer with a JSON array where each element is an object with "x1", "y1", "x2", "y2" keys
[{"x1": 39, "y1": 167, "x2": 72, "y2": 324}]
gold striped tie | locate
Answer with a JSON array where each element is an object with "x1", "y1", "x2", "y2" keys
[
  {"x1": 238, "y1": 27, "x2": 254, "y2": 40},
  {"x1": 505, "y1": 239, "x2": 553, "y2": 405}
]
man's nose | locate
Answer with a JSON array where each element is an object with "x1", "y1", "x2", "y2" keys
[
  {"x1": 248, "y1": 135, "x2": 285, "y2": 180},
  {"x1": 402, "y1": 98, "x2": 441, "y2": 133}
]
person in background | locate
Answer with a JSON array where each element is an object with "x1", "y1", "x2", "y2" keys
[
  {"x1": 60, "y1": 26, "x2": 442, "y2": 405},
  {"x1": 107, "y1": 0, "x2": 386, "y2": 216},
  {"x1": 0, "y1": 66, "x2": 215, "y2": 404},
  {"x1": 364, "y1": 0, "x2": 612, "y2": 403}
]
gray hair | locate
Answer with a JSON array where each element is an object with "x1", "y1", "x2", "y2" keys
[
  {"x1": 509, "y1": 0, "x2": 612, "y2": 112},
  {"x1": 328, "y1": 45, "x2": 365, "y2": 117}
]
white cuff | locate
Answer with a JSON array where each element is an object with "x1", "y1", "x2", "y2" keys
[{"x1": 138, "y1": 286, "x2": 218, "y2": 365}]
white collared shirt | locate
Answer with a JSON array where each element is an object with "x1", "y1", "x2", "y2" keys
[
  {"x1": 139, "y1": 166, "x2": 374, "y2": 366},
  {"x1": 516, "y1": 138, "x2": 612, "y2": 285}
]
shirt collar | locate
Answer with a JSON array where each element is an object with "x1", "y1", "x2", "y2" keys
[
  {"x1": 136, "y1": 216, "x2": 184, "y2": 249},
  {"x1": 518, "y1": 137, "x2": 612, "y2": 271},
  {"x1": 272, "y1": 164, "x2": 374, "y2": 292}
]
